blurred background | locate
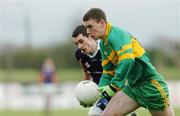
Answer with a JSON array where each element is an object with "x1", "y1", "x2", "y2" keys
[{"x1": 0, "y1": 0, "x2": 180, "y2": 116}]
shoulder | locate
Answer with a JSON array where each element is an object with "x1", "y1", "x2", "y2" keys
[
  {"x1": 96, "y1": 49, "x2": 102, "y2": 58},
  {"x1": 75, "y1": 49, "x2": 88, "y2": 61},
  {"x1": 75, "y1": 49, "x2": 83, "y2": 60},
  {"x1": 108, "y1": 26, "x2": 132, "y2": 45},
  {"x1": 75, "y1": 49, "x2": 81, "y2": 56}
]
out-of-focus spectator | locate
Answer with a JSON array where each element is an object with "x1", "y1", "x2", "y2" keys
[
  {"x1": 38, "y1": 58, "x2": 58, "y2": 85},
  {"x1": 38, "y1": 57, "x2": 59, "y2": 116}
]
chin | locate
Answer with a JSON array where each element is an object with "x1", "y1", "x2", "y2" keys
[
  {"x1": 86, "y1": 50, "x2": 91, "y2": 54},
  {"x1": 85, "y1": 51, "x2": 90, "y2": 54},
  {"x1": 83, "y1": 50, "x2": 88, "y2": 54}
]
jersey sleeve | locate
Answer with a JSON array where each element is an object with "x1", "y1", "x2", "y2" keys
[
  {"x1": 98, "y1": 46, "x2": 114, "y2": 87},
  {"x1": 75, "y1": 49, "x2": 81, "y2": 62},
  {"x1": 75, "y1": 49, "x2": 88, "y2": 72},
  {"x1": 109, "y1": 29, "x2": 134, "y2": 89}
]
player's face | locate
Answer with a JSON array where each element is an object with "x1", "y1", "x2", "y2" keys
[
  {"x1": 84, "y1": 19, "x2": 106, "y2": 40},
  {"x1": 73, "y1": 34, "x2": 94, "y2": 54}
]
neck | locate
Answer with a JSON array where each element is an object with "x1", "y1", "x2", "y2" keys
[
  {"x1": 87, "y1": 42, "x2": 98, "y2": 58},
  {"x1": 92, "y1": 41, "x2": 97, "y2": 54}
]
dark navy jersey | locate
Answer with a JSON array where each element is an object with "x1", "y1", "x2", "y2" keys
[{"x1": 75, "y1": 49, "x2": 102, "y2": 84}]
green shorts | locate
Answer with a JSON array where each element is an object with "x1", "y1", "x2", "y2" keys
[{"x1": 122, "y1": 74, "x2": 170, "y2": 110}]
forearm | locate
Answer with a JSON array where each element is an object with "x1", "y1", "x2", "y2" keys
[
  {"x1": 98, "y1": 73, "x2": 112, "y2": 87},
  {"x1": 111, "y1": 59, "x2": 134, "y2": 89},
  {"x1": 83, "y1": 71, "x2": 91, "y2": 80}
]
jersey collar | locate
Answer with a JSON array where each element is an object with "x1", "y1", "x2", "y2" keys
[
  {"x1": 105, "y1": 22, "x2": 112, "y2": 45},
  {"x1": 87, "y1": 41, "x2": 100, "y2": 58}
]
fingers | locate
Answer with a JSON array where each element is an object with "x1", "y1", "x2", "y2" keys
[{"x1": 98, "y1": 86, "x2": 104, "y2": 93}]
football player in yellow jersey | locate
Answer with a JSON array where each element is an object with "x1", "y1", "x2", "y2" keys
[
  {"x1": 72, "y1": 25, "x2": 137, "y2": 116},
  {"x1": 83, "y1": 8, "x2": 174, "y2": 116}
]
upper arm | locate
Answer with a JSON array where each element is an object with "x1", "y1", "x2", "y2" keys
[
  {"x1": 108, "y1": 29, "x2": 134, "y2": 88},
  {"x1": 83, "y1": 70, "x2": 91, "y2": 80}
]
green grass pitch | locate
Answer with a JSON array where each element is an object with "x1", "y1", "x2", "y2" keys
[{"x1": 0, "y1": 107, "x2": 179, "y2": 116}]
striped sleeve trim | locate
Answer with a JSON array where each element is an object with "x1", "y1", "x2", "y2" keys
[
  {"x1": 102, "y1": 59, "x2": 109, "y2": 66},
  {"x1": 118, "y1": 53, "x2": 134, "y2": 63},
  {"x1": 117, "y1": 43, "x2": 132, "y2": 55},
  {"x1": 102, "y1": 70, "x2": 115, "y2": 76}
]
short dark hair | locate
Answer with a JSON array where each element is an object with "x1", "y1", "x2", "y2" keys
[
  {"x1": 72, "y1": 25, "x2": 88, "y2": 38},
  {"x1": 83, "y1": 8, "x2": 106, "y2": 22}
]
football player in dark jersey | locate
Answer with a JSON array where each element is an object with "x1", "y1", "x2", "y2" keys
[
  {"x1": 72, "y1": 25, "x2": 104, "y2": 116},
  {"x1": 73, "y1": 25, "x2": 102, "y2": 85}
]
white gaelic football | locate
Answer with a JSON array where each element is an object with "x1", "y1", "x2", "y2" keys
[{"x1": 75, "y1": 80, "x2": 99, "y2": 106}]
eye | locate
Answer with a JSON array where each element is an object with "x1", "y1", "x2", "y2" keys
[
  {"x1": 87, "y1": 25, "x2": 92, "y2": 29},
  {"x1": 74, "y1": 42, "x2": 78, "y2": 46}
]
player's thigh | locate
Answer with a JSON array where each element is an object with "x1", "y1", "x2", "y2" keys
[
  {"x1": 149, "y1": 106, "x2": 175, "y2": 116},
  {"x1": 102, "y1": 91, "x2": 140, "y2": 116}
]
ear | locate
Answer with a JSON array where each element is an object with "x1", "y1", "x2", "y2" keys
[{"x1": 100, "y1": 19, "x2": 105, "y2": 24}]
